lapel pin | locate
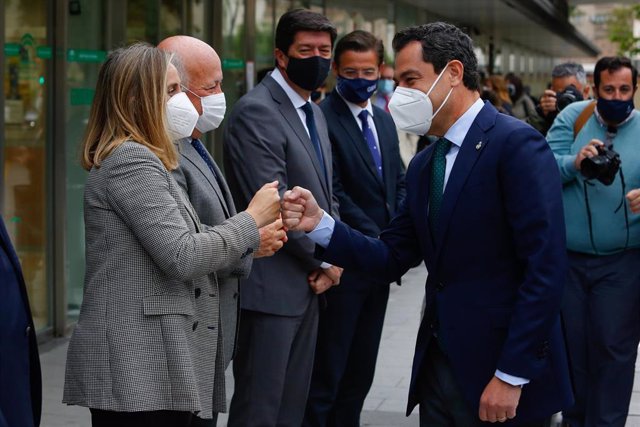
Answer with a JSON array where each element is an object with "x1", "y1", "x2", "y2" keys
[{"x1": 475, "y1": 141, "x2": 483, "y2": 150}]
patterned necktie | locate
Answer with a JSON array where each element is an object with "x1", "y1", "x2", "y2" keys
[
  {"x1": 358, "y1": 110, "x2": 383, "y2": 179},
  {"x1": 300, "y1": 102, "x2": 327, "y2": 182},
  {"x1": 191, "y1": 138, "x2": 217, "y2": 179},
  {"x1": 428, "y1": 137, "x2": 452, "y2": 236}
]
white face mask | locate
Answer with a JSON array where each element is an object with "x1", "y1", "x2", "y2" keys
[
  {"x1": 166, "y1": 92, "x2": 199, "y2": 139},
  {"x1": 196, "y1": 92, "x2": 227, "y2": 134},
  {"x1": 388, "y1": 63, "x2": 453, "y2": 135}
]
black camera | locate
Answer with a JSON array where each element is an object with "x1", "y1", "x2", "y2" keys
[
  {"x1": 556, "y1": 84, "x2": 583, "y2": 111},
  {"x1": 580, "y1": 145, "x2": 621, "y2": 185}
]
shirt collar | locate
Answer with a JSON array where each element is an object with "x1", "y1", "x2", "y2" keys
[
  {"x1": 337, "y1": 88, "x2": 374, "y2": 119},
  {"x1": 271, "y1": 67, "x2": 309, "y2": 109},
  {"x1": 443, "y1": 98, "x2": 485, "y2": 148}
]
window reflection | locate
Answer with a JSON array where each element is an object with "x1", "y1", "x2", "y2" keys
[{"x1": 3, "y1": 0, "x2": 50, "y2": 329}]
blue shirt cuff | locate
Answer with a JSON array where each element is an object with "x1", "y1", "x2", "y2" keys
[
  {"x1": 306, "y1": 211, "x2": 335, "y2": 248},
  {"x1": 495, "y1": 370, "x2": 529, "y2": 387}
]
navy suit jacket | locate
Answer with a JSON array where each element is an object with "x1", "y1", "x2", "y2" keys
[
  {"x1": 318, "y1": 102, "x2": 573, "y2": 422},
  {"x1": 320, "y1": 92, "x2": 406, "y2": 240},
  {"x1": 0, "y1": 217, "x2": 41, "y2": 427}
]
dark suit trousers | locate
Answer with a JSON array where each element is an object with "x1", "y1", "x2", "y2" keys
[
  {"x1": 417, "y1": 342, "x2": 545, "y2": 427},
  {"x1": 90, "y1": 409, "x2": 205, "y2": 427},
  {"x1": 228, "y1": 297, "x2": 319, "y2": 427},
  {"x1": 304, "y1": 276, "x2": 390, "y2": 427},
  {"x1": 562, "y1": 249, "x2": 640, "y2": 427}
]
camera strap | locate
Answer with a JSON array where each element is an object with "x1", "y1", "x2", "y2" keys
[{"x1": 582, "y1": 167, "x2": 629, "y2": 255}]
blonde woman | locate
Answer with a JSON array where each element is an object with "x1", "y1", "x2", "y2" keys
[{"x1": 62, "y1": 43, "x2": 280, "y2": 427}]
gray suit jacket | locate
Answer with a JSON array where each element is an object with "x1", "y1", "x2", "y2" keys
[
  {"x1": 224, "y1": 75, "x2": 339, "y2": 316},
  {"x1": 172, "y1": 138, "x2": 251, "y2": 369},
  {"x1": 63, "y1": 142, "x2": 259, "y2": 418}
]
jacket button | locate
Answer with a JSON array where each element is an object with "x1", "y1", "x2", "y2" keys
[
  {"x1": 436, "y1": 282, "x2": 445, "y2": 291},
  {"x1": 233, "y1": 292, "x2": 238, "y2": 300},
  {"x1": 192, "y1": 321, "x2": 199, "y2": 331},
  {"x1": 195, "y1": 288, "x2": 201, "y2": 298},
  {"x1": 209, "y1": 292, "x2": 216, "y2": 297},
  {"x1": 25, "y1": 326, "x2": 32, "y2": 336}
]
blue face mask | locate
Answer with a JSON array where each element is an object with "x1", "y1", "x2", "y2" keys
[
  {"x1": 597, "y1": 98, "x2": 635, "y2": 124},
  {"x1": 337, "y1": 76, "x2": 378, "y2": 104},
  {"x1": 378, "y1": 79, "x2": 394, "y2": 95}
]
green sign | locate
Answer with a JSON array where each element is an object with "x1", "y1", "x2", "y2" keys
[
  {"x1": 223, "y1": 58, "x2": 245, "y2": 70},
  {"x1": 36, "y1": 46, "x2": 52, "y2": 59},
  {"x1": 67, "y1": 49, "x2": 107, "y2": 63},
  {"x1": 4, "y1": 43, "x2": 21, "y2": 57},
  {"x1": 70, "y1": 88, "x2": 96, "y2": 106}
]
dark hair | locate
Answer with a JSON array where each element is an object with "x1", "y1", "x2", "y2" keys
[
  {"x1": 334, "y1": 30, "x2": 384, "y2": 67},
  {"x1": 505, "y1": 72, "x2": 524, "y2": 101},
  {"x1": 594, "y1": 56, "x2": 637, "y2": 89},
  {"x1": 392, "y1": 22, "x2": 479, "y2": 91},
  {"x1": 275, "y1": 9, "x2": 337, "y2": 55}
]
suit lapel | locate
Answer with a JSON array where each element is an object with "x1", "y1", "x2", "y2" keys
[
  {"x1": 264, "y1": 77, "x2": 331, "y2": 203},
  {"x1": 417, "y1": 146, "x2": 437, "y2": 254},
  {"x1": 433, "y1": 104, "x2": 494, "y2": 252},
  {"x1": 178, "y1": 138, "x2": 231, "y2": 218},
  {"x1": 331, "y1": 93, "x2": 385, "y2": 191}
]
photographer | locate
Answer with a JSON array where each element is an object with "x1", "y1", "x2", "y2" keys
[
  {"x1": 547, "y1": 56, "x2": 640, "y2": 427},
  {"x1": 534, "y1": 62, "x2": 590, "y2": 135}
]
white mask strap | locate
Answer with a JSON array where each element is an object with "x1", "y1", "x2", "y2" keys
[
  {"x1": 432, "y1": 87, "x2": 453, "y2": 119},
  {"x1": 426, "y1": 62, "x2": 450, "y2": 97}
]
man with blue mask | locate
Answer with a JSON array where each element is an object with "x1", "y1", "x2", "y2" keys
[
  {"x1": 547, "y1": 56, "x2": 640, "y2": 427},
  {"x1": 304, "y1": 30, "x2": 407, "y2": 427},
  {"x1": 223, "y1": 10, "x2": 341, "y2": 427},
  {"x1": 159, "y1": 35, "x2": 287, "y2": 426},
  {"x1": 373, "y1": 64, "x2": 395, "y2": 111},
  {"x1": 281, "y1": 22, "x2": 573, "y2": 426}
]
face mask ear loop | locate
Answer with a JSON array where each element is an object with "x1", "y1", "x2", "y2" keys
[
  {"x1": 432, "y1": 87, "x2": 453, "y2": 120},
  {"x1": 425, "y1": 62, "x2": 452, "y2": 120},
  {"x1": 181, "y1": 85, "x2": 202, "y2": 100},
  {"x1": 425, "y1": 62, "x2": 450, "y2": 97}
]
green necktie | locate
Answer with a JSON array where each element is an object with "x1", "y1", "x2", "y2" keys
[{"x1": 429, "y1": 137, "x2": 452, "y2": 236}]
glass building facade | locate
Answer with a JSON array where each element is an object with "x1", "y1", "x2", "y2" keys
[{"x1": 1, "y1": 0, "x2": 596, "y2": 339}]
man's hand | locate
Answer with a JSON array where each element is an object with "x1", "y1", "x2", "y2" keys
[
  {"x1": 281, "y1": 186, "x2": 324, "y2": 232},
  {"x1": 574, "y1": 139, "x2": 604, "y2": 171},
  {"x1": 626, "y1": 189, "x2": 640, "y2": 213},
  {"x1": 539, "y1": 89, "x2": 557, "y2": 117},
  {"x1": 307, "y1": 266, "x2": 343, "y2": 294},
  {"x1": 307, "y1": 269, "x2": 335, "y2": 294},
  {"x1": 478, "y1": 376, "x2": 522, "y2": 423},
  {"x1": 245, "y1": 181, "x2": 281, "y2": 228},
  {"x1": 322, "y1": 265, "x2": 343, "y2": 284},
  {"x1": 255, "y1": 218, "x2": 288, "y2": 258}
]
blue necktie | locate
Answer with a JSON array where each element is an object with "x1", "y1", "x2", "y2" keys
[
  {"x1": 428, "y1": 137, "x2": 451, "y2": 236},
  {"x1": 300, "y1": 102, "x2": 327, "y2": 182},
  {"x1": 358, "y1": 110, "x2": 383, "y2": 179},
  {"x1": 191, "y1": 138, "x2": 217, "y2": 179}
]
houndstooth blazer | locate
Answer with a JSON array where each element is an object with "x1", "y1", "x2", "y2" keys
[
  {"x1": 172, "y1": 137, "x2": 251, "y2": 370},
  {"x1": 62, "y1": 141, "x2": 259, "y2": 419}
]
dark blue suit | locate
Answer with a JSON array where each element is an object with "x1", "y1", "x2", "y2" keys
[
  {"x1": 317, "y1": 102, "x2": 573, "y2": 424},
  {"x1": 304, "y1": 92, "x2": 406, "y2": 426},
  {"x1": 0, "y1": 217, "x2": 41, "y2": 427}
]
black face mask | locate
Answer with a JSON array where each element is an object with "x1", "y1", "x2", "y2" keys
[{"x1": 285, "y1": 55, "x2": 331, "y2": 91}]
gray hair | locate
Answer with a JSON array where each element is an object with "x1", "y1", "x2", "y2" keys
[
  {"x1": 168, "y1": 52, "x2": 189, "y2": 87},
  {"x1": 551, "y1": 62, "x2": 587, "y2": 86}
]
